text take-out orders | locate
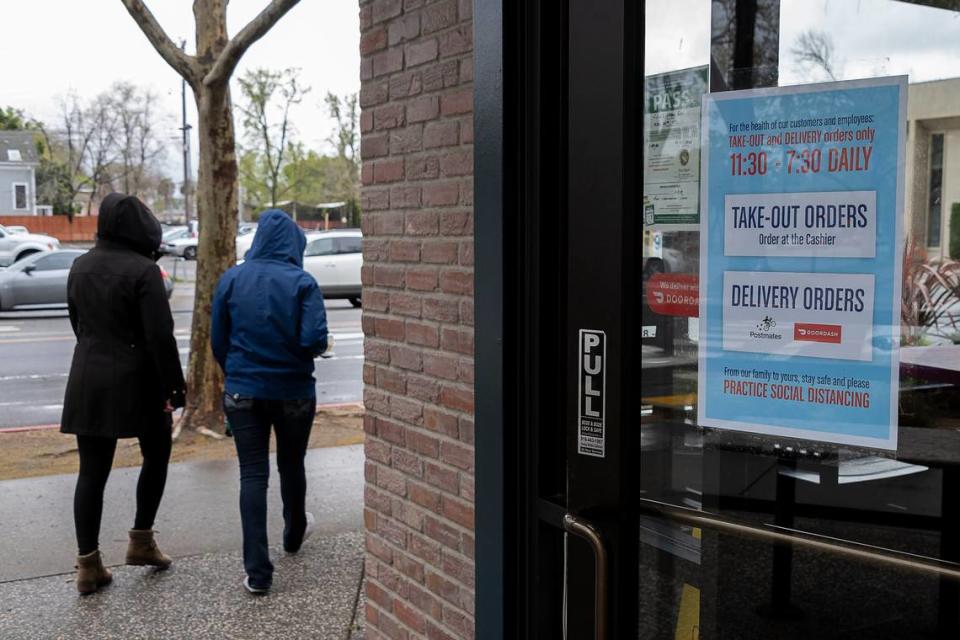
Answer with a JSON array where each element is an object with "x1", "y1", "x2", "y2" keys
[{"x1": 698, "y1": 76, "x2": 906, "y2": 450}]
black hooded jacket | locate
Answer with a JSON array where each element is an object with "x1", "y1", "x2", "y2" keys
[{"x1": 61, "y1": 194, "x2": 186, "y2": 438}]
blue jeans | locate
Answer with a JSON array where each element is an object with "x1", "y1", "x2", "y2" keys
[{"x1": 223, "y1": 393, "x2": 316, "y2": 588}]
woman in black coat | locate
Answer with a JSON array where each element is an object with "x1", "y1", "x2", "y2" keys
[{"x1": 60, "y1": 193, "x2": 186, "y2": 595}]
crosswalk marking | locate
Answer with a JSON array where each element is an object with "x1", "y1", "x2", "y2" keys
[{"x1": 0, "y1": 373, "x2": 69, "y2": 382}]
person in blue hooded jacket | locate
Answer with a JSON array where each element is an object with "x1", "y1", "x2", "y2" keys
[{"x1": 211, "y1": 209, "x2": 330, "y2": 594}]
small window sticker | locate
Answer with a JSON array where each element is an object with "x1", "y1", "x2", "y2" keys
[{"x1": 578, "y1": 329, "x2": 606, "y2": 458}]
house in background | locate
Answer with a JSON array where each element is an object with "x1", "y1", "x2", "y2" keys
[
  {"x1": 906, "y1": 76, "x2": 960, "y2": 258},
  {"x1": 0, "y1": 131, "x2": 38, "y2": 216}
]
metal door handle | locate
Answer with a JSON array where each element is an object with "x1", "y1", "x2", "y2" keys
[{"x1": 563, "y1": 514, "x2": 608, "y2": 640}]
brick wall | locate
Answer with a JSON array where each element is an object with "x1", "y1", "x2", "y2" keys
[{"x1": 358, "y1": 0, "x2": 475, "y2": 638}]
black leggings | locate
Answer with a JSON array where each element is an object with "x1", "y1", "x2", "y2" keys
[{"x1": 73, "y1": 420, "x2": 172, "y2": 555}]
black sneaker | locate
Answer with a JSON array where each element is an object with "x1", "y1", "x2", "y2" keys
[
  {"x1": 243, "y1": 576, "x2": 270, "y2": 595},
  {"x1": 284, "y1": 512, "x2": 316, "y2": 554}
]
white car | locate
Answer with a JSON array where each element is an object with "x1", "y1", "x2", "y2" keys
[
  {"x1": 302, "y1": 229, "x2": 362, "y2": 307},
  {"x1": 162, "y1": 226, "x2": 189, "y2": 242},
  {"x1": 161, "y1": 231, "x2": 199, "y2": 260},
  {"x1": 235, "y1": 223, "x2": 258, "y2": 260},
  {"x1": 0, "y1": 224, "x2": 61, "y2": 267}
]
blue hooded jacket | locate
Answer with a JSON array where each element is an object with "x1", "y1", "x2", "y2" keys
[{"x1": 211, "y1": 210, "x2": 328, "y2": 399}]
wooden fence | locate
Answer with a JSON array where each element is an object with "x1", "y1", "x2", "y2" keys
[{"x1": 0, "y1": 216, "x2": 98, "y2": 242}]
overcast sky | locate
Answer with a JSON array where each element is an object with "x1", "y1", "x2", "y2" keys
[
  {"x1": 5, "y1": 1, "x2": 960, "y2": 184},
  {"x1": 1, "y1": 0, "x2": 359, "y2": 182},
  {"x1": 646, "y1": 0, "x2": 960, "y2": 83}
]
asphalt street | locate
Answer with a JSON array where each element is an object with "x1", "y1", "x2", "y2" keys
[{"x1": 0, "y1": 258, "x2": 363, "y2": 429}]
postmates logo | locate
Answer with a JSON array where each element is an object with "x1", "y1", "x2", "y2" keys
[
  {"x1": 756, "y1": 315, "x2": 776, "y2": 332},
  {"x1": 749, "y1": 315, "x2": 782, "y2": 340},
  {"x1": 794, "y1": 322, "x2": 842, "y2": 344}
]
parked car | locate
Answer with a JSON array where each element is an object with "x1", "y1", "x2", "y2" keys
[
  {"x1": 235, "y1": 223, "x2": 258, "y2": 260},
  {"x1": 0, "y1": 224, "x2": 61, "y2": 267},
  {"x1": 0, "y1": 249, "x2": 173, "y2": 310},
  {"x1": 302, "y1": 229, "x2": 362, "y2": 307},
  {"x1": 161, "y1": 229, "x2": 199, "y2": 260},
  {"x1": 0, "y1": 250, "x2": 83, "y2": 310},
  {"x1": 162, "y1": 226, "x2": 189, "y2": 242}
]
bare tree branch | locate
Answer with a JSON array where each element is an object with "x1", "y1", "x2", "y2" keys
[
  {"x1": 791, "y1": 30, "x2": 840, "y2": 81},
  {"x1": 120, "y1": 0, "x2": 197, "y2": 83},
  {"x1": 203, "y1": 0, "x2": 301, "y2": 87}
]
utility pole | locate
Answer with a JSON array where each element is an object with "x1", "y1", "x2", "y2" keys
[{"x1": 180, "y1": 39, "x2": 193, "y2": 225}]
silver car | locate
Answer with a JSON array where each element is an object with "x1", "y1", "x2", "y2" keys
[{"x1": 0, "y1": 250, "x2": 174, "y2": 310}]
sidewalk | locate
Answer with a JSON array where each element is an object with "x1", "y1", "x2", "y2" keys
[{"x1": 0, "y1": 444, "x2": 366, "y2": 639}]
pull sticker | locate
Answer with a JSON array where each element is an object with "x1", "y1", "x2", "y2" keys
[{"x1": 578, "y1": 329, "x2": 606, "y2": 458}]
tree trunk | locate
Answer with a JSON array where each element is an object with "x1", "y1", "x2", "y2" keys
[
  {"x1": 121, "y1": 0, "x2": 302, "y2": 433},
  {"x1": 179, "y1": 0, "x2": 237, "y2": 431},
  {"x1": 180, "y1": 81, "x2": 238, "y2": 430}
]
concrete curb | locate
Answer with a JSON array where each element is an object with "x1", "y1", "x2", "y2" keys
[
  {"x1": 0, "y1": 401, "x2": 364, "y2": 434},
  {"x1": 0, "y1": 423, "x2": 60, "y2": 434}
]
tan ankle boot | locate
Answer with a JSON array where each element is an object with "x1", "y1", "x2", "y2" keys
[
  {"x1": 76, "y1": 550, "x2": 112, "y2": 595},
  {"x1": 125, "y1": 529, "x2": 172, "y2": 569}
]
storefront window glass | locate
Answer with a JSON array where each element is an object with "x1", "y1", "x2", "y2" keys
[{"x1": 640, "y1": 1, "x2": 960, "y2": 637}]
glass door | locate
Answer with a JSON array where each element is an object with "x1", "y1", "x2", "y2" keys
[{"x1": 638, "y1": 1, "x2": 960, "y2": 638}]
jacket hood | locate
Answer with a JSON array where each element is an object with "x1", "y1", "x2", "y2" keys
[
  {"x1": 246, "y1": 209, "x2": 305, "y2": 266},
  {"x1": 96, "y1": 193, "x2": 162, "y2": 258}
]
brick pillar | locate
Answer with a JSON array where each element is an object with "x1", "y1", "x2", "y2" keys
[{"x1": 359, "y1": 0, "x2": 475, "y2": 638}]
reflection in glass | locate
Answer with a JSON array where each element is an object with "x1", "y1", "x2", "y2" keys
[
  {"x1": 641, "y1": 0, "x2": 960, "y2": 638},
  {"x1": 927, "y1": 133, "x2": 944, "y2": 248}
]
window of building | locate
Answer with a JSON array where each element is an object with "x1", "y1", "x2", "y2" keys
[
  {"x1": 13, "y1": 183, "x2": 28, "y2": 210},
  {"x1": 7, "y1": 149, "x2": 22, "y2": 162},
  {"x1": 634, "y1": 1, "x2": 960, "y2": 637},
  {"x1": 927, "y1": 133, "x2": 944, "y2": 247}
]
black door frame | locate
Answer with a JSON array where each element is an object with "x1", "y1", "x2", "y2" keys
[
  {"x1": 564, "y1": 0, "x2": 642, "y2": 637},
  {"x1": 475, "y1": 0, "x2": 642, "y2": 637},
  {"x1": 473, "y1": 0, "x2": 511, "y2": 636}
]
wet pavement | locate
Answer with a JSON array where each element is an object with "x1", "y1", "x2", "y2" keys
[
  {"x1": 0, "y1": 444, "x2": 364, "y2": 582},
  {"x1": 0, "y1": 444, "x2": 366, "y2": 639},
  {"x1": 0, "y1": 531, "x2": 365, "y2": 640}
]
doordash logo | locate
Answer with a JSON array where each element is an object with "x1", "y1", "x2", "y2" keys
[
  {"x1": 794, "y1": 322, "x2": 842, "y2": 344},
  {"x1": 645, "y1": 273, "x2": 699, "y2": 317}
]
